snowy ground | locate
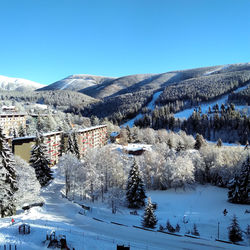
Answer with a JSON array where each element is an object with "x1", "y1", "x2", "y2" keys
[{"x1": 0, "y1": 169, "x2": 249, "y2": 249}]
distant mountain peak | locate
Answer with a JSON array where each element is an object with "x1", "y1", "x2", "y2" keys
[{"x1": 0, "y1": 75, "x2": 44, "y2": 91}]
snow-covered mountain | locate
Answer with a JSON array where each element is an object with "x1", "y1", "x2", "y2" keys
[
  {"x1": 40, "y1": 63, "x2": 250, "y2": 99},
  {"x1": 38, "y1": 74, "x2": 115, "y2": 92},
  {"x1": 0, "y1": 75, "x2": 44, "y2": 91}
]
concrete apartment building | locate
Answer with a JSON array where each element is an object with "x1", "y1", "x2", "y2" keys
[
  {"x1": 12, "y1": 125, "x2": 108, "y2": 166},
  {"x1": 76, "y1": 125, "x2": 107, "y2": 157},
  {"x1": 12, "y1": 131, "x2": 62, "y2": 166},
  {"x1": 0, "y1": 113, "x2": 26, "y2": 136}
]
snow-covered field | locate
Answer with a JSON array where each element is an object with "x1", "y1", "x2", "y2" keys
[{"x1": 0, "y1": 169, "x2": 249, "y2": 249}]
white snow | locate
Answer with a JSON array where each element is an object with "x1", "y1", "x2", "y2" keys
[
  {"x1": 60, "y1": 79, "x2": 76, "y2": 90},
  {"x1": 0, "y1": 168, "x2": 249, "y2": 249},
  {"x1": 203, "y1": 66, "x2": 225, "y2": 76},
  {"x1": 175, "y1": 83, "x2": 250, "y2": 119},
  {"x1": 122, "y1": 91, "x2": 163, "y2": 128},
  {"x1": 147, "y1": 91, "x2": 162, "y2": 111},
  {"x1": 0, "y1": 75, "x2": 44, "y2": 90},
  {"x1": 111, "y1": 143, "x2": 152, "y2": 152}
]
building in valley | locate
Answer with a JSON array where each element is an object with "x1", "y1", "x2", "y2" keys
[
  {"x1": 74, "y1": 125, "x2": 107, "y2": 158},
  {"x1": 12, "y1": 131, "x2": 62, "y2": 166},
  {"x1": 12, "y1": 125, "x2": 107, "y2": 165},
  {"x1": 0, "y1": 113, "x2": 26, "y2": 136}
]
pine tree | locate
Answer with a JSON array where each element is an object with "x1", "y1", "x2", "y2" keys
[
  {"x1": 142, "y1": 197, "x2": 157, "y2": 229},
  {"x1": 72, "y1": 131, "x2": 80, "y2": 159},
  {"x1": 194, "y1": 133, "x2": 206, "y2": 150},
  {"x1": 228, "y1": 215, "x2": 242, "y2": 243},
  {"x1": 18, "y1": 125, "x2": 26, "y2": 137},
  {"x1": 228, "y1": 156, "x2": 250, "y2": 204},
  {"x1": 66, "y1": 133, "x2": 75, "y2": 155},
  {"x1": 0, "y1": 128, "x2": 18, "y2": 217},
  {"x1": 59, "y1": 131, "x2": 65, "y2": 155},
  {"x1": 167, "y1": 138, "x2": 173, "y2": 149},
  {"x1": 166, "y1": 220, "x2": 175, "y2": 232},
  {"x1": 217, "y1": 138, "x2": 223, "y2": 147},
  {"x1": 176, "y1": 141, "x2": 185, "y2": 152},
  {"x1": 191, "y1": 224, "x2": 200, "y2": 236},
  {"x1": 126, "y1": 159, "x2": 146, "y2": 208},
  {"x1": 175, "y1": 223, "x2": 180, "y2": 232},
  {"x1": 30, "y1": 133, "x2": 53, "y2": 187}
]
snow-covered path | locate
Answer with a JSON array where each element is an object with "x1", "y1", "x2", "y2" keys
[{"x1": 1, "y1": 176, "x2": 246, "y2": 249}]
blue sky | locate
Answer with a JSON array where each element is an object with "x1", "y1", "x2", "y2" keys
[{"x1": 0, "y1": 0, "x2": 249, "y2": 85}]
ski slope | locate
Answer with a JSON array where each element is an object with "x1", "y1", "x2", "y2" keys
[
  {"x1": 122, "y1": 91, "x2": 162, "y2": 128},
  {"x1": 174, "y1": 83, "x2": 250, "y2": 119},
  {"x1": 0, "y1": 169, "x2": 249, "y2": 249}
]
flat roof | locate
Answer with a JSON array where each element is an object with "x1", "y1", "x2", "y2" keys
[
  {"x1": 77, "y1": 124, "x2": 107, "y2": 133},
  {"x1": 12, "y1": 131, "x2": 63, "y2": 142},
  {"x1": 0, "y1": 113, "x2": 27, "y2": 116}
]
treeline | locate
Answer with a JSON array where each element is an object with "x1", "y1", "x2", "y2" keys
[
  {"x1": 81, "y1": 90, "x2": 153, "y2": 124},
  {"x1": 58, "y1": 126, "x2": 248, "y2": 204},
  {"x1": 157, "y1": 71, "x2": 250, "y2": 107},
  {"x1": 228, "y1": 85, "x2": 250, "y2": 105},
  {"x1": 0, "y1": 90, "x2": 96, "y2": 110},
  {"x1": 135, "y1": 104, "x2": 250, "y2": 144}
]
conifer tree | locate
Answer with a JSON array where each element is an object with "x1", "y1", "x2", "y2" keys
[
  {"x1": 192, "y1": 223, "x2": 200, "y2": 236},
  {"x1": 166, "y1": 220, "x2": 175, "y2": 232},
  {"x1": 18, "y1": 125, "x2": 26, "y2": 137},
  {"x1": 72, "y1": 131, "x2": 80, "y2": 159},
  {"x1": 142, "y1": 197, "x2": 157, "y2": 228},
  {"x1": 126, "y1": 159, "x2": 146, "y2": 208},
  {"x1": 167, "y1": 138, "x2": 173, "y2": 149},
  {"x1": 0, "y1": 128, "x2": 18, "y2": 217},
  {"x1": 30, "y1": 133, "x2": 53, "y2": 187},
  {"x1": 228, "y1": 215, "x2": 242, "y2": 243},
  {"x1": 66, "y1": 133, "x2": 75, "y2": 155},
  {"x1": 194, "y1": 133, "x2": 206, "y2": 150},
  {"x1": 228, "y1": 156, "x2": 250, "y2": 204},
  {"x1": 176, "y1": 141, "x2": 185, "y2": 152},
  {"x1": 217, "y1": 138, "x2": 223, "y2": 147}
]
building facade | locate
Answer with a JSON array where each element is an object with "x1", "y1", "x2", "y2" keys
[
  {"x1": 12, "y1": 131, "x2": 62, "y2": 166},
  {"x1": 76, "y1": 125, "x2": 107, "y2": 157},
  {"x1": 0, "y1": 113, "x2": 26, "y2": 136}
]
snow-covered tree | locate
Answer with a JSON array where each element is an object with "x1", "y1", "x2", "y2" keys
[
  {"x1": 72, "y1": 131, "x2": 80, "y2": 159},
  {"x1": 107, "y1": 187, "x2": 125, "y2": 213},
  {"x1": 167, "y1": 153, "x2": 195, "y2": 190},
  {"x1": 66, "y1": 133, "x2": 78, "y2": 157},
  {"x1": 30, "y1": 133, "x2": 53, "y2": 187},
  {"x1": 126, "y1": 159, "x2": 146, "y2": 208},
  {"x1": 57, "y1": 153, "x2": 82, "y2": 198},
  {"x1": 18, "y1": 125, "x2": 26, "y2": 137},
  {"x1": 228, "y1": 156, "x2": 250, "y2": 204},
  {"x1": 142, "y1": 197, "x2": 157, "y2": 228},
  {"x1": 0, "y1": 128, "x2": 18, "y2": 217},
  {"x1": 228, "y1": 215, "x2": 243, "y2": 243},
  {"x1": 14, "y1": 156, "x2": 42, "y2": 208},
  {"x1": 194, "y1": 133, "x2": 206, "y2": 150},
  {"x1": 217, "y1": 138, "x2": 223, "y2": 147}
]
